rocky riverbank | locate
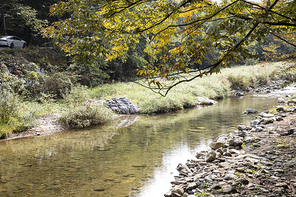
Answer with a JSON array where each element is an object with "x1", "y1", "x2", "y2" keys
[{"x1": 164, "y1": 97, "x2": 296, "y2": 197}]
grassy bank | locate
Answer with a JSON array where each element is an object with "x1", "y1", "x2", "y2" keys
[
  {"x1": 91, "y1": 61, "x2": 296, "y2": 114},
  {"x1": 1, "y1": 61, "x2": 295, "y2": 138}
]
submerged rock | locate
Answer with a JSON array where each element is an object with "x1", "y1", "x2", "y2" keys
[{"x1": 245, "y1": 108, "x2": 258, "y2": 114}]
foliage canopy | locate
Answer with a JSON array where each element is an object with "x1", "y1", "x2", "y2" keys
[{"x1": 42, "y1": 0, "x2": 296, "y2": 96}]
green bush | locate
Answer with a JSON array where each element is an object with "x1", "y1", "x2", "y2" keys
[
  {"x1": 0, "y1": 89, "x2": 35, "y2": 138},
  {"x1": 0, "y1": 89, "x2": 20, "y2": 123},
  {"x1": 62, "y1": 84, "x2": 91, "y2": 103},
  {"x1": 59, "y1": 103, "x2": 113, "y2": 128}
]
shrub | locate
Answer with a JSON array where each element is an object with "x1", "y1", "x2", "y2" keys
[
  {"x1": 62, "y1": 84, "x2": 91, "y2": 103},
  {"x1": 0, "y1": 89, "x2": 19, "y2": 123},
  {"x1": 0, "y1": 89, "x2": 36, "y2": 138},
  {"x1": 59, "y1": 103, "x2": 113, "y2": 128}
]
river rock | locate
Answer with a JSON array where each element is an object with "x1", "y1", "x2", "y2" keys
[
  {"x1": 205, "y1": 150, "x2": 216, "y2": 162},
  {"x1": 176, "y1": 163, "x2": 191, "y2": 174},
  {"x1": 222, "y1": 185, "x2": 236, "y2": 194},
  {"x1": 237, "y1": 125, "x2": 246, "y2": 130},
  {"x1": 197, "y1": 97, "x2": 217, "y2": 105},
  {"x1": 245, "y1": 108, "x2": 258, "y2": 114},
  {"x1": 261, "y1": 113, "x2": 274, "y2": 118},
  {"x1": 236, "y1": 92, "x2": 244, "y2": 97},
  {"x1": 250, "y1": 120, "x2": 260, "y2": 127},
  {"x1": 186, "y1": 182, "x2": 197, "y2": 190},
  {"x1": 234, "y1": 130, "x2": 247, "y2": 138},
  {"x1": 261, "y1": 118, "x2": 274, "y2": 124},
  {"x1": 275, "y1": 182, "x2": 289, "y2": 189},
  {"x1": 287, "y1": 100, "x2": 296, "y2": 106},
  {"x1": 171, "y1": 185, "x2": 184, "y2": 195},
  {"x1": 195, "y1": 151, "x2": 206, "y2": 159},
  {"x1": 287, "y1": 106, "x2": 296, "y2": 112},
  {"x1": 210, "y1": 141, "x2": 225, "y2": 149},
  {"x1": 224, "y1": 173, "x2": 237, "y2": 180},
  {"x1": 106, "y1": 97, "x2": 140, "y2": 114},
  {"x1": 229, "y1": 137, "x2": 243, "y2": 148},
  {"x1": 276, "y1": 106, "x2": 285, "y2": 112},
  {"x1": 210, "y1": 135, "x2": 228, "y2": 149}
]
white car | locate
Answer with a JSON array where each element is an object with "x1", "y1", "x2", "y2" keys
[{"x1": 0, "y1": 36, "x2": 27, "y2": 48}]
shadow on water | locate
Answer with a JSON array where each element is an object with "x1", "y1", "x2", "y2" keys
[{"x1": 0, "y1": 88, "x2": 294, "y2": 197}]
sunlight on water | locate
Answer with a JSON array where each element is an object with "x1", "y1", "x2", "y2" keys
[{"x1": 137, "y1": 143, "x2": 208, "y2": 197}]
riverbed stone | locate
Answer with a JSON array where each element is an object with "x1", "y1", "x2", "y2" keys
[
  {"x1": 237, "y1": 125, "x2": 246, "y2": 130},
  {"x1": 222, "y1": 185, "x2": 236, "y2": 194},
  {"x1": 171, "y1": 185, "x2": 184, "y2": 195},
  {"x1": 195, "y1": 151, "x2": 206, "y2": 159},
  {"x1": 209, "y1": 141, "x2": 225, "y2": 149},
  {"x1": 224, "y1": 173, "x2": 237, "y2": 180},
  {"x1": 236, "y1": 92, "x2": 244, "y2": 97},
  {"x1": 245, "y1": 108, "x2": 258, "y2": 114},
  {"x1": 177, "y1": 163, "x2": 191, "y2": 174},
  {"x1": 211, "y1": 184, "x2": 222, "y2": 190},
  {"x1": 229, "y1": 138, "x2": 243, "y2": 148},
  {"x1": 262, "y1": 118, "x2": 274, "y2": 124},
  {"x1": 250, "y1": 120, "x2": 260, "y2": 127},
  {"x1": 287, "y1": 106, "x2": 296, "y2": 112},
  {"x1": 275, "y1": 182, "x2": 289, "y2": 189},
  {"x1": 186, "y1": 182, "x2": 197, "y2": 190},
  {"x1": 210, "y1": 135, "x2": 228, "y2": 149},
  {"x1": 205, "y1": 151, "x2": 216, "y2": 162}
]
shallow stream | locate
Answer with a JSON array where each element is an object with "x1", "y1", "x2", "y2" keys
[{"x1": 0, "y1": 88, "x2": 294, "y2": 197}]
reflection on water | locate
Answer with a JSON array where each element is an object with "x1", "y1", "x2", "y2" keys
[{"x1": 0, "y1": 89, "x2": 293, "y2": 197}]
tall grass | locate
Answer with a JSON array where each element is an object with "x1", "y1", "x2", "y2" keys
[{"x1": 0, "y1": 89, "x2": 63, "y2": 138}]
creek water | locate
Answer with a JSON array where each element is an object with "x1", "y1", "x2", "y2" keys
[{"x1": 0, "y1": 88, "x2": 294, "y2": 197}]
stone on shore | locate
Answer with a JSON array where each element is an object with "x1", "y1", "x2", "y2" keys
[
  {"x1": 197, "y1": 97, "x2": 217, "y2": 105},
  {"x1": 106, "y1": 97, "x2": 140, "y2": 114}
]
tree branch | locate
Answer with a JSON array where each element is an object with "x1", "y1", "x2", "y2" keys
[
  {"x1": 137, "y1": 21, "x2": 260, "y2": 96},
  {"x1": 271, "y1": 32, "x2": 296, "y2": 48},
  {"x1": 262, "y1": 21, "x2": 296, "y2": 27}
]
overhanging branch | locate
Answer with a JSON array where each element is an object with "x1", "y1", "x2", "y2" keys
[{"x1": 271, "y1": 32, "x2": 296, "y2": 48}]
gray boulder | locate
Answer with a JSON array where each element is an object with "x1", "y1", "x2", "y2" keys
[{"x1": 106, "y1": 97, "x2": 140, "y2": 114}]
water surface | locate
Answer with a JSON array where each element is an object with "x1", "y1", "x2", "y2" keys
[{"x1": 0, "y1": 88, "x2": 293, "y2": 197}]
